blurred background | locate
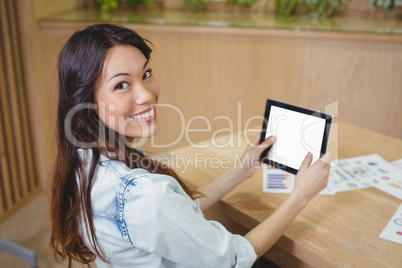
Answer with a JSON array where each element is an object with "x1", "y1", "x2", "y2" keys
[{"x1": 0, "y1": 0, "x2": 401, "y2": 267}]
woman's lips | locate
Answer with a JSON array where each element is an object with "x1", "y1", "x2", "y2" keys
[{"x1": 129, "y1": 106, "x2": 156, "y2": 123}]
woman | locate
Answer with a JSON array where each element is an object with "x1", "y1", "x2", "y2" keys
[{"x1": 49, "y1": 24, "x2": 331, "y2": 268}]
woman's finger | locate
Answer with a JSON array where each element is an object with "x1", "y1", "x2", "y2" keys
[
  {"x1": 311, "y1": 151, "x2": 333, "y2": 168},
  {"x1": 299, "y1": 152, "x2": 313, "y2": 171}
]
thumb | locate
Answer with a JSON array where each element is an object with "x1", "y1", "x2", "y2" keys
[
  {"x1": 299, "y1": 152, "x2": 313, "y2": 171},
  {"x1": 256, "y1": 136, "x2": 275, "y2": 151},
  {"x1": 319, "y1": 151, "x2": 333, "y2": 165},
  {"x1": 253, "y1": 136, "x2": 275, "y2": 162}
]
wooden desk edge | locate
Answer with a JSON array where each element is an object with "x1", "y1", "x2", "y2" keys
[{"x1": 207, "y1": 201, "x2": 339, "y2": 268}]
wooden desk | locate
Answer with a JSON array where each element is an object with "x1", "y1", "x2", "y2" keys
[{"x1": 171, "y1": 121, "x2": 402, "y2": 267}]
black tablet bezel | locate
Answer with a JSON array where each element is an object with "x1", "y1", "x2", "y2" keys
[{"x1": 259, "y1": 99, "x2": 332, "y2": 175}]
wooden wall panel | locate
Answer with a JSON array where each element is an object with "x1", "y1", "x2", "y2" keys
[
  {"x1": 142, "y1": 30, "x2": 307, "y2": 150},
  {"x1": 0, "y1": 0, "x2": 41, "y2": 222},
  {"x1": 38, "y1": 22, "x2": 402, "y2": 158},
  {"x1": 303, "y1": 39, "x2": 402, "y2": 139},
  {"x1": 17, "y1": 0, "x2": 56, "y2": 190}
]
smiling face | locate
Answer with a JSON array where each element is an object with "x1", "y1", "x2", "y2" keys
[{"x1": 94, "y1": 45, "x2": 160, "y2": 140}]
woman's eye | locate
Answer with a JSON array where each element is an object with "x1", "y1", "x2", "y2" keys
[
  {"x1": 115, "y1": 82, "x2": 128, "y2": 90},
  {"x1": 143, "y1": 69, "x2": 152, "y2": 80}
]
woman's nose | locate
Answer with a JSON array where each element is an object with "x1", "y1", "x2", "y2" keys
[{"x1": 134, "y1": 83, "x2": 154, "y2": 105}]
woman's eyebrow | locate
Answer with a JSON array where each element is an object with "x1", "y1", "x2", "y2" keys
[
  {"x1": 107, "y1": 60, "x2": 149, "y2": 83},
  {"x1": 107, "y1": 72, "x2": 129, "y2": 83},
  {"x1": 143, "y1": 60, "x2": 149, "y2": 69}
]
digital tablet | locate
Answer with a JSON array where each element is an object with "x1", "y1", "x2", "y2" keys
[{"x1": 259, "y1": 99, "x2": 332, "y2": 175}]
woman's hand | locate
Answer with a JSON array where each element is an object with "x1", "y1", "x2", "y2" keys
[
  {"x1": 237, "y1": 135, "x2": 276, "y2": 179},
  {"x1": 245, "y1": 151, "x2": 332, "y2": 259},
  {"x1": 291, "y1": 151, "x2": 332, "y2": 205},
  {"x1": 198, "y1": 134, "x2": 275, "y2": 211}
]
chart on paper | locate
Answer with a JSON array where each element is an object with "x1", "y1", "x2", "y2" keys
[{"x1": 263, "y1": 167, "x2": 295, "y2": 194}]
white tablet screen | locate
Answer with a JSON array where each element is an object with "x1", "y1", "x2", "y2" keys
[{"x1": 264, "y1": 105, "x2": 326, "y2": 170}]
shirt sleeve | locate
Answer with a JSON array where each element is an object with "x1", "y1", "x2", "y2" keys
[{"x1": 121, "y1": 173, "x2": 257, "y2": 268}]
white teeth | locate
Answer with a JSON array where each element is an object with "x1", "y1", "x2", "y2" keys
[{"x1": 131, "y1": 107, "x2": 154, "y2": 120}]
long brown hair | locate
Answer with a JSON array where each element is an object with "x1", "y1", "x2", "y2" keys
[{"x1": 49, "y1": 24, "x2": 201, "y2": 267}]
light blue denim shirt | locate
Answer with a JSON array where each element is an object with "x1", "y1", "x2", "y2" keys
[{"x1": 78, "y1": 149, "x2": 257, "y2": 268}]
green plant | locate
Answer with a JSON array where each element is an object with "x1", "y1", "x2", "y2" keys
[
  {"x1": 184, "y1": 0, "x2": 205, "y2": 11},
  {"x1": 228, "y1": 0, "x2": 257, "y2": 8},
  {"x1": 265, "y1": 0, "x2": 348, "y2": 18},
  {"x1": 274, "y1": 0, "x2": 299, "y2": 15},
  {"x1": 94, "y1": 0, "x2": 118, "y2": 12},
  {"x1": 94, "y1": 0, "x2": 155, "y2": 12},
  {"x1": 126, "y1": 0, "x2": 155, "y2": 7},
  {"x1": 184, "y1": 0, "x2": 258, "y2": 11},
  {"x1": 367, "y1": 0, "x2": 395, "y2": 13},
  {"x1": 306, "y1": 0, "x2": 349, "y2": 19}
]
